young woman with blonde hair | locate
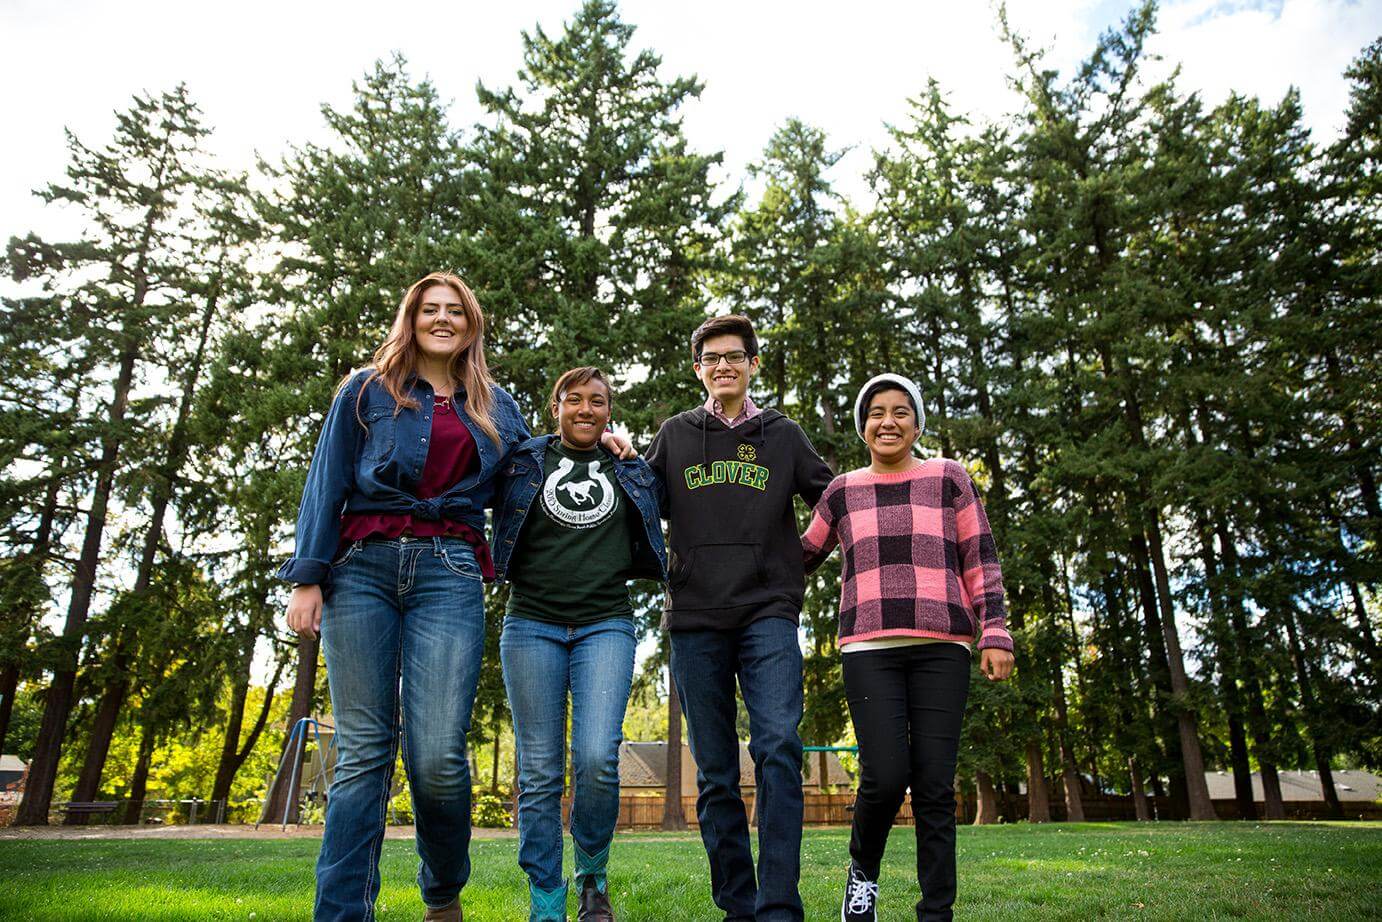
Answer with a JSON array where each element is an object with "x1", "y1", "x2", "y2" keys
[{"x1": 281, "y1": 272, "x2": 626, "y2": 921}]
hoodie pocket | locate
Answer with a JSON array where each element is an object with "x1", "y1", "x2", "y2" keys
[{"x1": 671, "y1": 542, "x2": 766, "y2": 608}]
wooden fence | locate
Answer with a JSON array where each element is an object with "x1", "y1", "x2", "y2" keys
[{"x1": 561, "y1": 792, "x2": 1382, "y2": 829}]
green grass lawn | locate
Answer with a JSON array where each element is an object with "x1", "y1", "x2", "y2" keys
[{"x1": 1, "y1": 822, "x2": 1379, "y2": 920}]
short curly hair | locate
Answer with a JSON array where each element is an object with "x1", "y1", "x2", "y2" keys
[{"x1": 549, "y1": 366, "x2": 613, "y2": 414}]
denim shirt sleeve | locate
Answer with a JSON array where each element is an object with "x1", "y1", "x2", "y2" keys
[
  {"x1": 484, "y1": 392, "x2": 532, "y2": 510},
  {"x1": 276, "y1": 376, "x2": 365, "y2": 586}
]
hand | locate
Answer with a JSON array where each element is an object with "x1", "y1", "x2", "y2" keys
[
  {"x1": 601, "y1": 429, "x2": 638, "y2": 460},
  {"x1": 286, "y1": 584, "x2": 323, "y2": 637},
  {"x1": 980, "y1": 647, "x2": 1014, "y2": 681}
]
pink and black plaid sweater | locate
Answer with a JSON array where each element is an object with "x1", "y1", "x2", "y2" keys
[{"x1": 801, "y1": 458, "x2": 1014, "y2": 651}]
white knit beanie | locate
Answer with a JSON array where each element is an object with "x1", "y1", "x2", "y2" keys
[{"x1": 853, "y1": 373, "x2": 926, "y2": 442}]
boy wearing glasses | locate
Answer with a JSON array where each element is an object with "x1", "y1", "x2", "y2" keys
[{"x1": 646, "y1": 314, "x2": 833, "y2": 922}]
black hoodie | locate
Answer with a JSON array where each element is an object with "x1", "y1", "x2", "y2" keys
[{"x1": 646, "y1": 406, "x2": 833, "y2": 630}]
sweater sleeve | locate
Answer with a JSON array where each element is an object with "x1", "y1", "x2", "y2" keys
[
  {"x1": 950, "y1": 462, "x2": 1013, "y2": 652},
  {"x1": 801, "y1": 477, "x2": 843, "y2": 574}
]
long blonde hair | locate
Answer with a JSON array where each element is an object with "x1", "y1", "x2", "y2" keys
[{"x1": 354, "y1": 272, "x2": 501, "y2": 446}]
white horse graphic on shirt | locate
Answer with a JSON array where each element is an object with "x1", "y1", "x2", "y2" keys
[
  {"x1": 559, "y1": 473, "x2": 601, "y2": 505},
  {"x1": 542, "y1": 457, "x2": 615, "y2": 528}
]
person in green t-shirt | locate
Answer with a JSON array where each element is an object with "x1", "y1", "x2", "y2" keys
[{"x1": 491, "y1": 367, "x2": 667, "y2": 922}]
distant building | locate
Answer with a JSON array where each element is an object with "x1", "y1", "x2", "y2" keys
[
  {"x1": 618, "y1": 741, "x2": 851, "y2": 798},
  {"x1": 0, "y1": 754, "x2": 26, "y2": 804},
  {"x1": 1203, "y1": 769, "x2": 1382, "y2": 804}
]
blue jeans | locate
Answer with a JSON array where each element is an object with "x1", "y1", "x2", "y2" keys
[
  {"x1": 670, "y1": 617, "x2": 805, "y2": 922},
  {"x1": 315, "y1": 537, "x2": 486, "y2": 921},
  {"x1": 500, "y1": 615, "x2": 636, "y2": 891}
]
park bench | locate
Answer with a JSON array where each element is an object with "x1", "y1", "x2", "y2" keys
[{"x1": 56, "y1": 801, "x2": 120, "y2": 821}]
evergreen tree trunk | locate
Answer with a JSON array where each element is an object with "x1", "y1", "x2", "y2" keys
[
  {"x1": 211, "y1": 644, "x2": 283, "y2": 806},
  {"x1": 1216, "y1": 528, "x2": 1285, "y2": 819},
  {"x1": 1190, "y1": 512, "x2": 1256, "y2": 821},
  {"x1": 1142, "y1": 511, "x2": 1216, "y2": 820},
  {"x1": 1036, "y1": 573, "x2": 1085, "y2": 823},
  {"x1": 974, "y1": 331, "x2": 1053, "y2": 822},
  {"x1": 0, "y1": 478, "x2": 60, "y2": 759},
  {"x1": 263, "y1": 635, "x2": 318, "y2": 824},
  {"x1": 65, "y1": 677, "x2": 128, "y2": 825},
  {"x1": 16, "y1": 339, "x2": 139, "y2": 826},
  {"x1": 1026, "y1": 739, "x2": 1051, "y2": 823},
  {"x1": 68, "y1": 278, "x2": 222, "y2": 813},
  {"x1": 123, "y1": 726, "x2": 156, "y2": 825},
  {"x1": 1059, "y1": 558, "x2": 1100, "y2": 794},
  {"x1": 1053, "y1": 669, "x2": 1086, "y2": 822},
  {"x1": 1226, "y1": 712, "x2": 1256, "y2": 820},
  {"x1": 0, "y1": 661, "x2": 17, "y2": 759},
  {"x1": 1129, "y1": 757, "x2": 1151, "y2": 821},
  {"x1": 1128, "y1": 530, "x2": 1189, "y2": 819},
  {"x1": 973, "y1": 771, "x2": 999, "y2": 825},
  {"x1": 210, "y1": 640, "x2": 254, "y2": 807},
  {"x1": 491, "y1": 718, "x2": 501, "y2": 794},
  {"x1": 662, "y1": 671, "x2": 686, "y2": 830},
  {"x1": 1281, "y1": 606, "x2": 1343, "y2": 818}
]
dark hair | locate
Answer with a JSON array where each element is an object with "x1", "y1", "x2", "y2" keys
[
  {"x1": 549, "y1": 366, "x2": 613, "y2": 413},
  {"x1": 691, "y1": 314, "x2": 759, "y2": 361},
  {"x1": 861, "y1": 382, "x2": 918, "y2": 421}
]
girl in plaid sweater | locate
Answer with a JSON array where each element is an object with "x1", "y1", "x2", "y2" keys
[{"x1": 801, "y1": 373, "x2": 1014, "y2": 922}]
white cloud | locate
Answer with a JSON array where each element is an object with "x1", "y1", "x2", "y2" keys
[{"x1": 1148, "y1": 0, "x2": 1379, "y2": 139}]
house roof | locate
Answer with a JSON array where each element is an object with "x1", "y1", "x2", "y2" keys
[
  {"x1": 0, "y1": 755, "x2": 26, "y2": 773},
  {"x1": 619, "y1": 741, "x2": 851, "y2": 788},
  {"x1": 1203, "y1": 769, "x2": 1382, "y2": 802}
]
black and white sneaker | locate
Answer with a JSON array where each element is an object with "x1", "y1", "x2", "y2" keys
[{"x1": 840, "y1": 862, "x2": 879, "y2": 922}]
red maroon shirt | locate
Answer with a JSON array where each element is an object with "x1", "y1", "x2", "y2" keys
[{"x1": 340, "y1": 395, "x2": 496, "y2": 579}]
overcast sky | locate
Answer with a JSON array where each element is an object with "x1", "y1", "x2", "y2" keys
[{"x1": 3, "y1": 0, "x2": 1379, "y2": 241}]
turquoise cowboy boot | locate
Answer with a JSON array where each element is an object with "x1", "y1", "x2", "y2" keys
[
  {"x1": 573, "y1": 841, "x2": 614, "y2": 922},
  {"x1": 528, "y1": 881, "x2": 568, "y2": 922}
]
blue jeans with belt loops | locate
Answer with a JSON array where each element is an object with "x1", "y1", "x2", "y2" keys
[
  {"x1": 671, "y1": 617, "x2": 805, "y2": 922},
  {"x1": 315, "y1": 537, "x2": 485, "y2": 922},
  {"x1": 500, "y1": 614, "x2": 637, "y2": 892}
]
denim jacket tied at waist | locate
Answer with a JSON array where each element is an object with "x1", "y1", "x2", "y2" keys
[{"x1": 277, "y1": 369, "x2": 531, "y2": 587}]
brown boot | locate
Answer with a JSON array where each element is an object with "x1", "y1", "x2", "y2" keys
[
  {"x1": 577, "y1": 877, "x2": 614, "y2": 922},
  {"x1": 422, "y1": 898, "x2": 461, "y2": 922}
]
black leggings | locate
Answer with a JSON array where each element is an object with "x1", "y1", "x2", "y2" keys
[{"x1": 843, "y1": 643, "x2": 970, "y2": 922}]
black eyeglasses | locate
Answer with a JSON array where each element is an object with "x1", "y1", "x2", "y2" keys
[{"x1": 697, "y1": 350, "x2": 751, "y2": 367}]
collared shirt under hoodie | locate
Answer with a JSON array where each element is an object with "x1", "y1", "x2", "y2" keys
[
  {"x1": 704, "y1": 394, "x2": 763, "y2": 429},
  {"x1": 647, "y1": 405, "x2": 833, "y2": 631}
]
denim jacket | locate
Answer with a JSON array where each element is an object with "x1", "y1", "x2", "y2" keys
[
  {"x1": 491, "y1": 434, "x2": 668, "y2": 583},
  {"x1": 277, "y1": 369, "x2": 531, "y2": 587}
]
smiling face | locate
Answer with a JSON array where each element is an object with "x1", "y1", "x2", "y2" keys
[
  {"x1": 553, "y1": 377, "x2": 612, "y2": 451},
  {"x1": 694, "y1": 332, "x2": 758, "y2": 406},
  {"x1": 864, "y1": 387, "x2": 920, "y2": 468},
  {"x1": 412, "y1": 283, "x2": 469, "y2": 361}
]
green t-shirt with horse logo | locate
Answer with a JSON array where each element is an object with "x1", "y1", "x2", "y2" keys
[{"x1": 506, "y1": 441, "x2": 639, "y2": 624}]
